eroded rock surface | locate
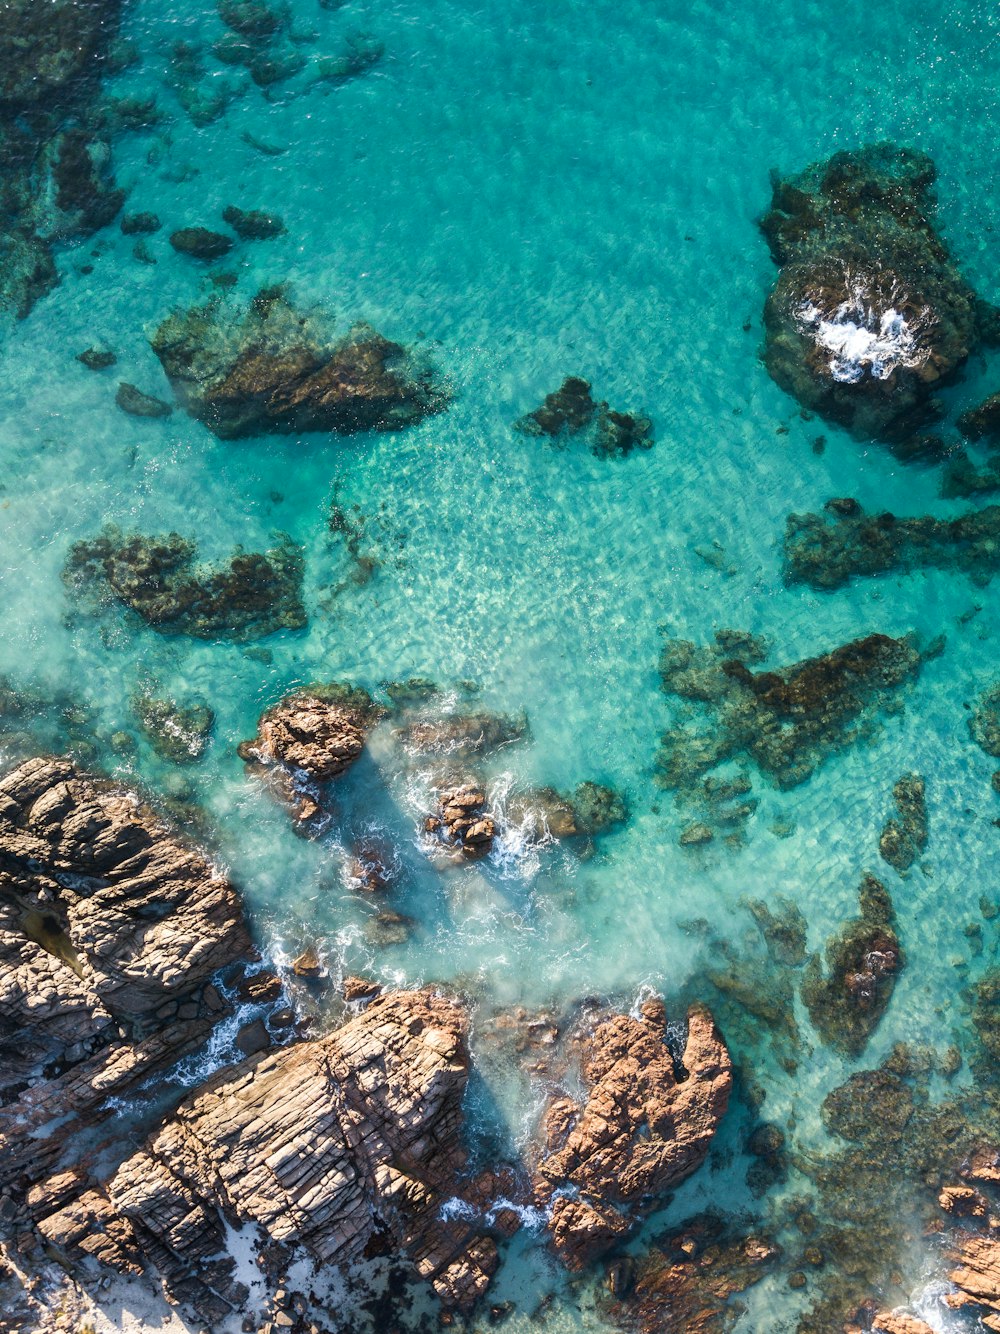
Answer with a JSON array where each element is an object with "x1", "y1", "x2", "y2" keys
[
  {"x1": 760, "y1": 143, "x2": 992, "y2": 444},
  {"x1": 65, "y1": 526, "x2": 306, "y2": 641},
  {"x1": 533, "y1": 999, "x2": 731, "y2": 1268},
  {"x1": 151, "y1": 288, "x2": 448, "y2": 439},
  {"x1": 32, "y1": 989, "x2": 502, "y2": 1316},
  {"x1": 238, "y1": 685, "x2": 380, "y2": 830},
  {"x1": 0, "y1": 756, "x2": 251, "y2": 1189}
]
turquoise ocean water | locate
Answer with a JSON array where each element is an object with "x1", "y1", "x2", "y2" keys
[{"x1": 6, "y1": 0, "x2": 1000, "y2": 1328}]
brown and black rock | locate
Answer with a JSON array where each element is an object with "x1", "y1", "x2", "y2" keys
[
  {"x1": 151, "y1": 289, "x2": 448, "y2": 439},
  {"x1": 429, "y1": 784, "x2": 496, "y2": 859},
  {"x1": 532, "y1": 999, "x2": 731, "y2": 1268},
  {"x1": 514, "y1": 376, "x2": 654, "y2": 459}
]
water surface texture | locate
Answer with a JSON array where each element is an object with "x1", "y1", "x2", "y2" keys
[{"x1": 5, "y1": 0, "x2": 1000, "y2": 1329}]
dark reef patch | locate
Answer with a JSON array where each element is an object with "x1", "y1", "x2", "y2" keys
[
  {"x1": 151, "y1": 288, "x2": 448, "y2": 439},
  {"x1": 514, "y1": 376, "x2": 654, "y2": 458},
  {"x1": 64, "y1": 526, "x2": 307, "y2": 641},
  {"x1": 784, "y1": 499, "x2": 1000, "y2": 590},
  {"x1": 760, "y1": 143, "x2": 995, "y2": 446},
  {"x1": 656, "y1": 628, "x2": 922, "y2": 794},
  {"x1": 800, "y1": 873, "x2": 901, "y2": 1056},
  {"x1": 132, "y1": 691, "x2": 215, "y2": 764},
  {"x1": 878, "y1": 773, "x2": 927, "y2": 873}
]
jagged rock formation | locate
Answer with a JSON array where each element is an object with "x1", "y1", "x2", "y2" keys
[
  {"x1": 238, "y1": 685, "x2": 381, "y2": 831},
  {"x1": 0, "y1": 756, "x2": 251, "y2": 1190},
  {"x1": 533, "y1": 1000, "x2": 731, "y2": 1268},
  {"x1": 513, "y1": 376, "x2": 655, "y2": 458},
  {"x1": 802, "y1": 873, "x2": 902, "y2": 1055},
  {"x1": 151, "y1": 288, "x2": 448, "y2": 439},
  {"x1": 64, "y1": 526, "x2": 307, "y2": 641},
  {"x1": 759, "y1": 143, "x2": 994, "y2": 444},
  {"x1": 656, "y1": 629, "x2": 922, "y2": 792},
  {"x1": 426, "y1": 783, "x2": 496, "y2": 858},
  {"x1": 784, "y1": 499, "x2": 1000, "y2": 590},
  {"x1": 32, "y1": 989, "x2": 502, "y2": 1317}
]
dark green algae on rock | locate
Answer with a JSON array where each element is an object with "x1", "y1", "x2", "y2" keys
[{"x1": 64, "y1": 526, "x2": 306, "y2": 641}]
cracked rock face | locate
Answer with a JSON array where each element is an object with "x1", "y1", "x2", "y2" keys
[
  {"x1": 532, "y1": 999, "x2": 732, "y2": 1268},
  {"x1": 0, "y1": 756, "x2": 251, "y2": 1186},
  {"x1": 34, "y1": 989, "x2": 501, "y2": 1316}
]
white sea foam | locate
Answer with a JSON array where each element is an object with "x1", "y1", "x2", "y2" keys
[{"x1": 798, "y1": 292, "x2": 929, "y2": 383}]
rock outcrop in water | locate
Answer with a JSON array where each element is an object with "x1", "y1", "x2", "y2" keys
[
  {"x1": 0, "y1": 1, "x2": 126, "y2": 322},
  {"x1": 238, "y1": 684, "x2": 382, "y2": 831},
  {"x1": 514, "y1": 376, "x2": 654, "y2": 458},
  {"x1": 0, "y1": 757, "x2": 251, "y2": 1191},
  {"x1": 397, "y1": 709, "x2": 528, "y2": 758},
  {"x1": 65, "y1": 526, "x2": 307, "y2": 641},
  {"x1": 784, "y1": 499, "x2": 1000, "y2": 590},
  {"x1": 801, "y1": 873, "x2": 902, "y2": 1055},
  {"x1": 533, "y1": 999, "x2": 731, "y2": 1268},
  {"x1": 759, "y1": 144, "x2": 994, "y2": 444},
  {"x1": 426, "y1": 782, "x2": 497, "y2": 858},
  {"x1": 878, "y1": 773, "x2": 927, "y2": 873},
  {"x1": 656, "y1": 629, "x2": 922, "y2": 792},
  {"x1": 30, "y1": 988, "x2": 502, "y2": 1318},
  {"x1": 151, "y1": 288, "x2": 448, "y2": 439}
]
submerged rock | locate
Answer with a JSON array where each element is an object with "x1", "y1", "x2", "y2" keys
[
  {"x1": 760, "y1": 144, "x2": 991, "y2": 444},
  {"x1": 77, "y1": 346, "x2": 116, "y2": 371},
  {"x1": 969, "y1": 682, "x2": 1000, "y2": 758},
  {"x1": 31, "y1": 989, "x2": 501, "y2": 1315},
  {"x1": 533, "y1": 999, "x2": 731, "y2": 1268},
  {"x1": 609, "y1": 1214, "x2": 779, "y2": 1334},
  {"x1": 221, "y1": 204, "x2": 285, "y2": 239},
  {"x1": 514, "y1": 376, "x2": 654, "y2": 459},
  {"x1": 801, "y1": 873, "x2": 902, "y2": 1056},
  {"x1": 959, "y1": 391, "x2": 1000, "y2": 443},
  {"x1": 169, "y1": 226, "x2": 234, "y2": 260},
  {"x1": 878, "y1": 773, "x2": 927, "y2": 873},
  {"x1": 151, "y1": 288, "x2": 448, "y2": 439},
  {"x1": 115, "y1": 381, "x2": 172, "y2": 418},
  {"x1": 784, "y1": 500, "x2": 1000, "y2": 590},
  {"x1": 0, "y1": 756, "x2": 251, "y2": 1190},
  {"x1": 399, "y1": 710, "x2": 528, "y2": 758},
  {"x1": 65, "y1": 526, "x2": 307, "y2": 641},
  {"x1": 132, "y1": 691, "x2": 215, "y2": 764},
  {"x1": 238, "y1": 684, "x2": 380, "y2": 831},
  {"x1": 656, "y1": 630, "x2": 922, "y2": 792},
  {"x1": 508, "y1": 781, "x2": 628, "y2": 840}
]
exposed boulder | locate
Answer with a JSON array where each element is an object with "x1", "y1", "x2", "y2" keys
[
  {"x1": 238, "y1": 685, "x2": 381, "y2": 831},
  {"x1": 532, "y1": 1000, "x2": 731, "y2": 1268},
  {"x1": 759, "y1": 143, "x2": 991, "y2": 444},
  {"x1": 514, "y1": 376, "x2": 654, "y2": 458},
  {"x1": 802, "y1": 874, "x2": 902, "y2": 1056},
  {"x1": 65, "y1": 525, "x2": 307, "y2": 641},
  {"x1": 0, "y1": 756, "x2": 251, "y2": 1190},
  {"x1": 656, "y1": 630, "x2": 922, "y2": 792},
  {"x1": 944, "y1": 1233, "x2": 1000, "y2": 1328},
  {"x1": 784, "y1": 500, "x2": 1000, "y2": 590},
  {"x1": 33, "y1": 989, "x2": 503, "y2": 1316},
  {"x1": 426, "y1": 783, "x2": 496, "y2": 859},
  {"x1": 151, "y1": 288, "x2": 448, "y2": 439}
]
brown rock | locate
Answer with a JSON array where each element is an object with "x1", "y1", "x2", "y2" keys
[
  {"x1": 343, "y1": 975, "x2": 381, "y2": 1002},
  {"x1": 872, "y1": 1313, "x2": 936, "y2": 1334},
  {"x1": 945, "y1": 1232, "x2": 1000, "y2": 1321},
  {"x1": 533, "y1": 1000, "x2": 732, "y2": 1268},
  {"x1": 431, "y1": 784, "x2": 496, "y2": 859},
  {"x1": 291, "y1": 947, "x2": 323, "y2": 978},
  {"x1": 939, "y1": 1184, "x2": 990, "y2": 1218}
]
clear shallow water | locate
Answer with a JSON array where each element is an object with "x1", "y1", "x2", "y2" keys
[{"x1": 6, "y1": 0, "x2": 1000, "y2": 1328}]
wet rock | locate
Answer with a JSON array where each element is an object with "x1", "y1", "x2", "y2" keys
[
  {"x1": 32, "y1": 990, "x2": 499, "y2": 1313},
  {"x1": 121, "y1": 211, "x2": 161, "y2": 235},
  {"x1": 151, "y1": 288, "x2": 448, "y2": 439},
  {"x1": 115, "y1": 382, "x2": 173, "y2": 418},
  {"x1": 656, "y1": 630, "x2": 921, "y2": 792},
  {"x1": 784, "y1": 501, "x2": 1000, "y2": 590},
  {"x1": 759, "y1": 144, "x2": 989, "y2": 444},
  {"x1": 399, "y1": 710, "x2": 527, "y2": 758},
  {"x1": 222, "y1": 205, "x2": 285, "y2": 239},
  {"x1": 343, "y1": 975, "x2": 381, "y2": 1002},
  {"x1": 170, "y1": 226, "x2": 235, "y2": 261},
  {"x1": 238, "y1": 685, "x2": 380, "y2": 830},
  {"x1": 0, "y1": 756, "x2": 251, "y2": 1190},
  {"x1": 872, "y1": 1311, "x2": 935, "y2": 1334},
  {"x1": 291, "y1": 947, "x2": 324, "y2": 979},
  {"x1": 801, "y1": 874, "x2": 902, "y2": 1056},
  {"x1": 132, "y1": 691, "x2": 214, "y2": 764},
  {"x1": 65, "y1": 525, "x2": 307, "y2": 641},
  {"x1": 944, "y1": 1233, "x2": 1000, "y2": 1326},
  {"x1": 533, "y1": 1000, "x2": 731, "y2": 1268},
  {"x1": 878, "y1": 773, "x2": 927, "y2": 872},
  {"x1": 608, "y1": 1214, "x2": 779, "y2": 1334},
  {"x1": 514, "y1": 376, "x2": 654, "y2": 459},
  {"x1": 508, "y1": 781, "x2": 627, "y2": 840},
  {"x1": 428, "y1": 784, "x2": 496, "y2": 859},
  {"x1": 77, "y1": 347, "x2": 116, "y2": 371},
  {"x1": 236, "y1": 1018, "x2": 270, "y2": 1056},
  {"x1": 959, "y1": 390, "x2": 1000, "y2": 442}
]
